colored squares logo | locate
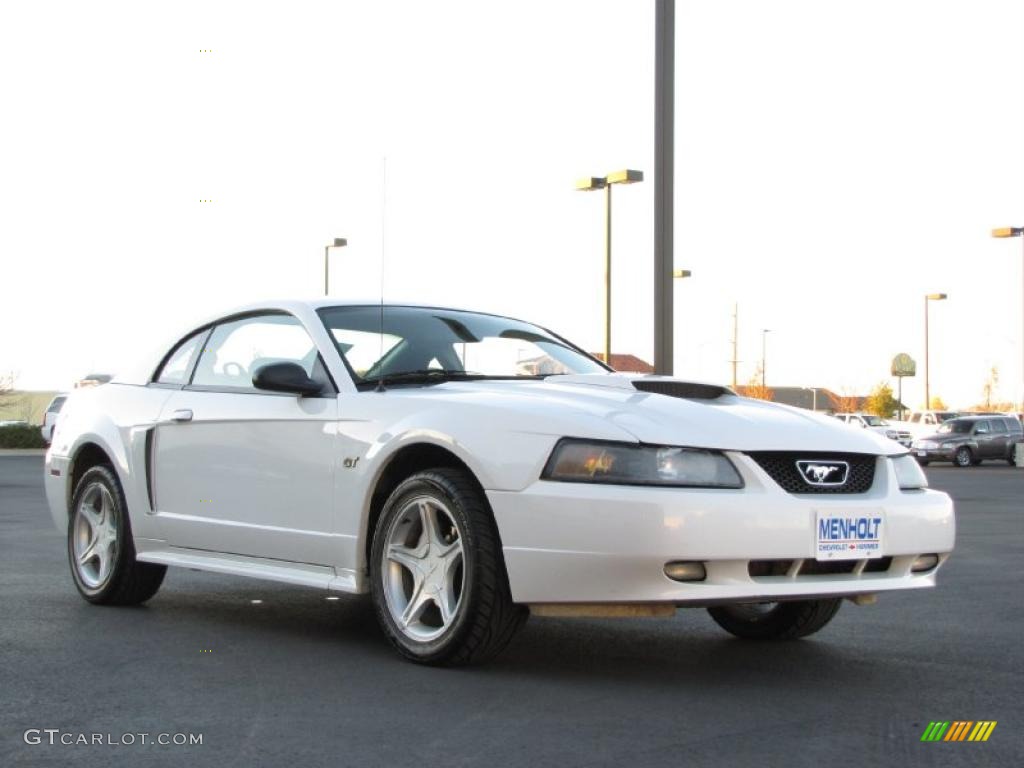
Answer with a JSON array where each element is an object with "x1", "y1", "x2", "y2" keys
[{"x1": 921, "y1": 721, "x2": 997, "y2": 742}]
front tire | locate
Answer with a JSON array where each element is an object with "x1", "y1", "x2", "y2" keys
[
  {"x1": 369, "y1": 468, "x2": 526, "y2": 665},
  {"x1": 68, "y1": 465, "x2": 166, "y2": 605},
  {"x1": 954, "y1": 446, "x2": 973, "y2": 467},
  {"x1": 707, "y1": 599, "x2": 842, "y2": 640}
]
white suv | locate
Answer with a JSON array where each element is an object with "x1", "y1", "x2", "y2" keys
[{"x1": 834, "y1": 413, "x2": 912, "y2": 447}]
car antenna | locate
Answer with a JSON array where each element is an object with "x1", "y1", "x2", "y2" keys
[{"x1": 376, "y1": 155, "x2": 387, "y2": 393}]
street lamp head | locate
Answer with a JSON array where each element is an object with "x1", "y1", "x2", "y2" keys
[
  {"x1": 925, "y1": 293, "x2": 947, "y2": 301},
  {"x1": 991, "y1": 227, "x2": 1024, "y2": 238},
  {"x1": 575, "y1": 176, "x2": 607, "y2": 192},
  {"x1": 330, "y1": 238, "x2": 348, "y2": 248},
  {"x1": 673, "y1": 269, "x2": 692, "y2": 279},
  {"x1": 606, "y1": 169, "x2": 644, "y2": 185}
]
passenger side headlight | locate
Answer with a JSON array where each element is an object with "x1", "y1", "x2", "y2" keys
[
  {"x1": 542, "y1": 439, "x2": 743, "y2": 489},
  {"x1": 892, "y1": 454, "x2": 927, "y2": 490}
]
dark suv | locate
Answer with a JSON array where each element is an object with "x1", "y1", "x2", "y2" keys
[{"x1": 912, "y1": 415, "x2": 1024, "y2": 467}]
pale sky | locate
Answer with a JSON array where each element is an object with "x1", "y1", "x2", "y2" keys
[{"x1": 2, "y1": 0, "x2": 1023, "y2": 410}]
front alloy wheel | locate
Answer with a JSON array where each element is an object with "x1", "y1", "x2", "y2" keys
[
  {"x1": 954, "y1": 446, "x2": 973, "y2": 467},
  {"x1": 370, "y1": 468, "x2": 526, "y2": 665},
  {"x1": 381, "y1": 494, "x2": 465, "y2": 642}
]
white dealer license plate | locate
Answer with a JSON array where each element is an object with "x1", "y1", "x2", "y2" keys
[{"x1": 815, "y1": 511, "x2": 884, "y2": 560}]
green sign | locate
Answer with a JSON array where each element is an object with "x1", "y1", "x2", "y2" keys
[{"x1": 891, "y1": 353, "x2": 916, "y2": 377}]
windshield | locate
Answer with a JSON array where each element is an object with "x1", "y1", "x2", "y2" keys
[
  {"x1": 936, "y1": 412, "x2": 957, "y2": 422},
  {"x1": 937, "y1": 420, "x2": 972, "y2": 434},
  {"x1": 317, "y1": 305, "x2": 607, "y2": 387},
  {"x1": 862, "y1": 415, "x2": 887, "y2": 426}
]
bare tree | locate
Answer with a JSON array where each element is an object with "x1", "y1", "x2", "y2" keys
[
  {"x1": 982, "y1": 365, "x2": 999, "y2": 410},
  {"x1": 829, "y1": 388, "x2": 860, "y2": 413},
  {"x1": 0, "y1": 371, "x2": 16, "y2": 412},
  {"x1": 739, "y1": 364, "x2": 774, "y2": 401}
]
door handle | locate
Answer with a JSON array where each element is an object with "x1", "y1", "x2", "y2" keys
[{"x1": 170, "y1": 409, "x2": 193, "y2": 423}]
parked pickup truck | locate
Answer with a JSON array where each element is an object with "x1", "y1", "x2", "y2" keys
[
  {"x1": 892, "y1": 410, "x2": 959, "y2": 441},
  {"x1": 833, "y1": 412, "x2": 913, "y2": 447}
]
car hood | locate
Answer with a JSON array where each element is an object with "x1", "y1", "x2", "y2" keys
[
  {"x1": 398, "y1": 374, "x2": 902, "y2": 455},
  {"x1": 917, "y1": 431, "x2": 966, "y2": 442}
]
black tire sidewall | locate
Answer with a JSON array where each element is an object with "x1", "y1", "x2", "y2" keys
[
  {"x1": 67, "y1": 466, "x2": 132, "y2": 602},
  {"x1": 708, "y1": 599, "x2": 840, "y2": 640},
  {"x1": 369, "y1": 472, "x2": 481, "y2": 662}
]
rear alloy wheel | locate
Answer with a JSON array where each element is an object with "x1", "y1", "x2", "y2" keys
[
  {"x1": 68, "y1": 466, "x2": 166, "y2": 605},
  {"x1": 954, "y1": 446, "x2": 973, "y2": 468},
  {"x1": 370, "y1": 468, "x2": 526, "y2": 665},
  {"x1": 707, "y1": 599, "x2": 842, "y2": 640}
]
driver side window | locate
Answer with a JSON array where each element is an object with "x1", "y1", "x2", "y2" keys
[{"x1": 192, "y1": 314, "x2": 318, "y2": 390}]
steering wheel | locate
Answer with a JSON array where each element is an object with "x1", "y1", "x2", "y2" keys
[{"x1": 223, "y1": 362, "x2": 245, "y2": 379}]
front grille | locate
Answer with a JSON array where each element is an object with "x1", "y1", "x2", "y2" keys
[
  {"x1": 747, "y1": 451, "x2": 877, "y2": 494},
  {"x1": 631, "y1": 380, "x2": 732, "y2": 400},
  {"x1": 748, "y1": 557, "x2": 893, "y2": 578}
]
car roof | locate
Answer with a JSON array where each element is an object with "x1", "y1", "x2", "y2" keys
[{"x1": 111, "y1": 300, "x2": 557, "y2": 386}]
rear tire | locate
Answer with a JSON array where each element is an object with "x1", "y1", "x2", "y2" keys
[
  {"x1": 708, "y1": 598, "x2": 842, "y2": 640},
  {"x1": 370, "y1": 468, "x2": 526, "y2": 665},
  {"x1": 954, "y1": 446, "x2": 973, "y2": 468},
  {"x1": 68, "y1": 465, "x2": 166, "y2": 605}
]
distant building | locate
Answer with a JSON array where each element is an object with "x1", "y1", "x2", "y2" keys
[
  {"x1": 734, "y1": 385, "x2": 907, "y2": 415},
  {"x1": 588, "y1": 354, "x2": 655, "y2": 373},
  {"x1": 517, "y1": 353, "x2": 655, "y2": 376}
]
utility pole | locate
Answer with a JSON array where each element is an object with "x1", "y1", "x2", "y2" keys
[
  {"x1": 653, "y1": 0, "x2": 675, "y2": 375},
  {"x1": 729, "y1": 303, "x2": 739, "y2": 389}
]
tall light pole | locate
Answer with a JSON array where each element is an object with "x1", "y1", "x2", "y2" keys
[
  {"x1": 992, "y1": 227, "x2": 1024, "y2": 414},
  {"x1": 924, "y1": 293, "x2": 947, "y2": 409},
  {"x1": 761, "y1": 329, "x2": 772, "y2": 387},
  {"x1": 654, "y1": 0, "x2": 675, "y2": 375},
  {"x1": 576, "y1": 170, "x2": 644, "y2": 363},
  {"x1": 324, "y1": 237, "x2": 347, "y2": 296}
]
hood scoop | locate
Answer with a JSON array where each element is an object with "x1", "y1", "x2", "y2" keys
[{"x1": 631, "y1": 380, "x2": 735, "y2": 400}]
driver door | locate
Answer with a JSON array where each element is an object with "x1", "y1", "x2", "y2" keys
[{"x1": 152, "y1": 313, "x2": 338, "y2": 565}]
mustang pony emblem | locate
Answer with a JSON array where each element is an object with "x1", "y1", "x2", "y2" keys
[{"x1": 796, "y1": 460, "x2": 850, "y2": 486}]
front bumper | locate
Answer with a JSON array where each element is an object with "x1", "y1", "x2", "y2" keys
[
  {"x1": 913, "y1": 445, "x2": 957, "y2": 461},
  {"x1": 488, "y1": 452, "x2": 954, "y2": 605}
]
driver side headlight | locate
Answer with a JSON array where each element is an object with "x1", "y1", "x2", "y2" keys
[
  {"x1": 892, "y1": 454, "x2": 928, "y2": 490},
  {"x1": 542, "y1": 439, "x2": 743, "y2": 489}
]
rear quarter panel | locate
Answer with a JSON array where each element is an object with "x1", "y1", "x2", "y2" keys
[{"x1": 47, "y1": 384, "x2": 175, "y2": 536}]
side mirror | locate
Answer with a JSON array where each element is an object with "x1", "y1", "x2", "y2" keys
[{"x1": 252, "y1": 362, "x2": 322, "y2": 396}]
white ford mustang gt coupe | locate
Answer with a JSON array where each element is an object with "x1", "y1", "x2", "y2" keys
[{"x1": 45, "y1": 301, "x2": 954, "y2": 665}]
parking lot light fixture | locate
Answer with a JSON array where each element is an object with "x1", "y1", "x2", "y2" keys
[
  {"x1": 672, "y1": 269, "x2": 692, "y2": 279},
  {"x1": 576, "y1": 170, "x2": 644, "y2": 363},
  {"x1": 991, "y1": 227, "x2": 1024, "y2": 413},
  {"x1": 924, "y1": 293, "x2": 947, "y2": 409},
  {"x1": 324, "y1": 238, "x2": 348, "y2": 296}
]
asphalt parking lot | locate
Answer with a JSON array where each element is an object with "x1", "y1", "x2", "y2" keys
[{"x1": 1, "y1": 454, "x2": 1021, "y2": 767}]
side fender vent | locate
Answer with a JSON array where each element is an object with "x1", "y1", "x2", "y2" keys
[{"x1": 632, "y1": 381, "x2": 734, "y2": 400}]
